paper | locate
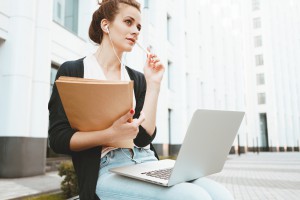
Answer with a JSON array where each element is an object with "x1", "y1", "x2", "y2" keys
[{"x1": 56, "y1": 76, "x2": 134, "y2": 148}]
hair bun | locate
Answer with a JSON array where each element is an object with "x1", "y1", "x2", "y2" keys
[{"x1": 98, "y1": 0, "x2": 110, "y2": 5}]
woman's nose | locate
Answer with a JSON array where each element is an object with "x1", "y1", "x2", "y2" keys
[{"x1": 131, "y1": 26, "x2": 140, "y2": 35}]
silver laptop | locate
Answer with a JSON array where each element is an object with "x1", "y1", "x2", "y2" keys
[{"x1": 110, "y1": 109, "x2": 244, "y2": 186}]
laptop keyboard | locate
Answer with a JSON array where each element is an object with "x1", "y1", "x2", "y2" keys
[{"x1": 141, "y1": 168, "x2": 173, "y2": 180}]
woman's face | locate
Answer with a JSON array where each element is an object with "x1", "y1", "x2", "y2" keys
[{"x1": 109, "y1": 4, "x2": 141, "y2": 52}]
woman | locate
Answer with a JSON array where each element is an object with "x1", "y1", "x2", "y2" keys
[{"x1": 48, "y1": 0, "x2": 234, "y2": 199}]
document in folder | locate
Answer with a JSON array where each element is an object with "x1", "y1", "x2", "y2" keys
[{"x1": 55, "y1": 76, "x2": 134, "y2": 148}]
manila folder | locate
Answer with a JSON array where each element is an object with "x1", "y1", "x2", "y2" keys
[{"x1": 55, "y1": 76, "x2": 134, "y2": 148}]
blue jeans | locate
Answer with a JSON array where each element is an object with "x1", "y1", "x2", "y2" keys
[{"x1": 96, "y1": 147, "x2": 234, "y2": 200}]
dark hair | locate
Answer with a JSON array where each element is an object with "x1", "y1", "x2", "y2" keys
[{"x1": 89, "y1": 0, "x2": 141, "y2": 44}]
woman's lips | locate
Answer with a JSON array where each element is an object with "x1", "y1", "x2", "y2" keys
[{"x1": 126, "y1": 38, "x2": 135, "y2": 44}]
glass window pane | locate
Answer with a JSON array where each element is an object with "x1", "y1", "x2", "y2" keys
[
  {"x1": 254, "y1": 35, "x2": 262, "y2": 47},
  {"x1": 53, "y1": 0, "x2": 64, "y2": 24},
  {"x1": 255, "y1": 54, "x2": 264, "y2": 66},
  {"x1": 252, "y1": 0, "x2": 260, "y2": 11},
  {"x1": 167, "y1": 14, "x2": 172, "y2": 42},
  {"x1": 144, "y1": 0, "x2": 149, "y2": 8},
  {"x1": 253, "y1": 17, "x2": 261, "y2": 29},
  {"x1": 258, "y1": 93, "x2": 266, "y2": 104},
  {"x1": 64, "y1": 0, "x2": 79, "y2": 34},
  {"x1": 50, "y1": 65, "x2": 58, "y2": 94},
  {"x1": 53, "y1": 0, "x2": 79, "y2": 34},
  {"x1": 168, "y1": 60, "x2": 174, "y2": 90},
  {"x1": 57, "y1": 3, "x2": 61, "y2": 19},
  {"x1": 256, "y1": 73, "x2": 265, "y2": 85}
]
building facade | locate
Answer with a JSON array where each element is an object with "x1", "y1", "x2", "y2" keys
[
  {"x1": 0, "y1": 0, "x2": 299, "y2": 178},
  {"x1": 241, "y1": 0, "x2": 300, "y2": 152}
]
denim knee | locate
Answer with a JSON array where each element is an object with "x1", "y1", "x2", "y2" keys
[
  {"x1": 192, "y1": 178, "x2": 234, "y2": 200},
  {"x1": 160, "y1": 182, "x2": 212, "y2": 200}
]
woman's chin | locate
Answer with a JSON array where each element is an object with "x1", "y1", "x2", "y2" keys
[{"x1": 123, "y1": 46, "x2": 134, "y2": 52}]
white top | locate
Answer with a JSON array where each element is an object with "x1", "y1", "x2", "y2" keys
[{"x1": 83, "y1": 54, "x2": 148, "y2": 158}]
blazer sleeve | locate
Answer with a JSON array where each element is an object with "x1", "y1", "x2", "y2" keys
[
  {"x1": 132, "y1": 71, "x2": 157, "y2": 147},
  {"x1": 48, "y1": 62, "x2": 77, "y2": 155}
]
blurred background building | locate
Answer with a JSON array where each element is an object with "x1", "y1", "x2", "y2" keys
[
  {"x1": 0, "y1": 0, "x2": 299, "y2": 178},
  {"x1": 241, "y1": 0, "x2": 300, "y2": 152}
]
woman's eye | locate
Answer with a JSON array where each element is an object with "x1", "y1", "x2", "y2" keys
[{"x1": 125, "y1": 20, "x2": 132, "y2": 25}]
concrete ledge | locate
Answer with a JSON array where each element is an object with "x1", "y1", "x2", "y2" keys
[{"x1": 0, "y1": 137, "x2": 47, "y2": 178}]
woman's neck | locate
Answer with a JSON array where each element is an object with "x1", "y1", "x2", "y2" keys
[{"x1": 94, "y1": 39, "x2": 123, "y2": 72}]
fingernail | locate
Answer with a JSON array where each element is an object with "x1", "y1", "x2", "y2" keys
[{"x1": 130, "y1": 109, "x2": 135, "y2": 114}]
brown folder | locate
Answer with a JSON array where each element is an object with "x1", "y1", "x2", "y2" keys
[{"x1": 55, "y1": 76, "x2": 134, "y2": 148}]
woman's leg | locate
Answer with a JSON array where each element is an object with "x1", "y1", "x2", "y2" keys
[
  {"x1": 96, "y1": 147, "x2": 212, "y2": 200},
  {"x1": 191, "y1": 178, "x2": 234, "y2": 200},
  {"x1": 97, "y1": 172, "x2": 212, "y2": 200}
]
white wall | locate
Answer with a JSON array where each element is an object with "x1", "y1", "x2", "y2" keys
[
  {"x1": 243, "y1": 0, "x2": 300, "y2": 149},
  {"x1": 0, "y1": 0, "x2": 38, "y2": 137},
  {"x1": 1, "y1": 0, "x2": 299, "y2": 150}
]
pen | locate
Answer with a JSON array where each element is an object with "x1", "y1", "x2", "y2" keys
[{"x1": 135, "y1": 40, "x2": 151, "y2": 55}]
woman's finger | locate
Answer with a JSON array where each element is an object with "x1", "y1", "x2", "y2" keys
[
  {"x1": 153, "y1": 61, "x2": 163, "y2": 69},
  {"x1": 118, "y1": 109, "x2": 135, "y2": 124},
  {"x1": 151, "y1": 57, "x2": 160, "y2": 63}
]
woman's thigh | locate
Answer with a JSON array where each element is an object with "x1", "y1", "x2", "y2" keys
[
  {"x1": 97, "y1": 172, "x2": 212, "y2": 200},
  {"x1": 97, "y1": 148, "x2": 212, "y2": 200},
  {"x1": 191, "y1": 177, "x2": 234, "y2": 200}
]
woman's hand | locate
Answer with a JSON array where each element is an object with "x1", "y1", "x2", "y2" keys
[
  {"x1": 108, "y1": 109, "x2": 145, "y2": 143},
  {"x1": 144, "y1": 50, "x2": 165, "y2": 86}
]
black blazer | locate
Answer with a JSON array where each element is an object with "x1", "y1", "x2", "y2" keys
[{"x1": 48, "y1": 58, "x2": 158, "y2": 200}]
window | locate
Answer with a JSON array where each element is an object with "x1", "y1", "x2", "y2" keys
[
  {"x1": 255, "y1": 54, "x2": 264, "y2": 66},
  {"x1": 167, "y1": 60, "x2": 173, "y2": 90},
  {"x1": 50, "y1": 64, "x2": 58, "y2": 94},
  {"x1": 259, "y1": 113, "x2": 269, "y2": 148},
  {"x1": 168, "y1": 108, "x2": 172, "y2": 137},
  {"x1": 256, "y1": 74, "x2": 265, "y2": 85},
  {"x1": 254, "y1": 35, "x2": 262, "y2": 47},
  {"x1": 53, "y1": 0, "x2": 64, "y2": 24},
  {"x1": 252, "y1": 0, "x2": 260, "y2": 11},
  {"x1": 168, "y1": 108, "x2": 172, "y2": 152},
  {"x1": 167, "y1": 14, "x2": 172, "y2": 42},
  {"x1": 258, "y1": 93, "x2": 266, "y2": 104},
  {"x1": 148, "y1": 0, "x2": 156, "y2": 25},
  {"x1": 253, "y1": 18, "x2": 261, "y2": 29},
  {"x1": 53, "y1": 0, "x2": 79, "y2": 34},
  {"x1": 144, "y1": 0, "x2": 149, "y2": 9},
  {"x1": 185, "y1": 32, "x2": 188, "y2": 57}
]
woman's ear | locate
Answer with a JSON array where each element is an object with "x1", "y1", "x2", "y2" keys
[{"x1": 101, "y1": 19, "x2": 110, "y2": 33}]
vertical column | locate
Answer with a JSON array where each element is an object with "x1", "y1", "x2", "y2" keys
[
  {"x1": 30, "y1": 0, "x2": 52, "y2": 138},
  {"x1": 0, "y1": 0, "x2": 40, "y2": 178},
  {"x1": 28, "y1": 0, "x2": 53, "y2": 176}
]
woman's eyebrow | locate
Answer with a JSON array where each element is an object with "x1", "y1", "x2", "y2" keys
[
  {"x1": 125, "y1": 16, "x2": 141, "y2": 23},
  {"x1": 125, "y1": 16, "x2": 141, "y2": 27},
  {"x1": 124, "y1": 16, "x2": 135, "y2": 21}
]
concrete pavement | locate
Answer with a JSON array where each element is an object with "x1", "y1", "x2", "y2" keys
[
  {"x1": 0, "y1": 171, "x2": 63, "y2": 200},
  {"x1": 208, "y1": 152, "x2": 300, "y2": 200},
  {"x1": 0, "y1": 152, "x2": 299, "y2": 199}
]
